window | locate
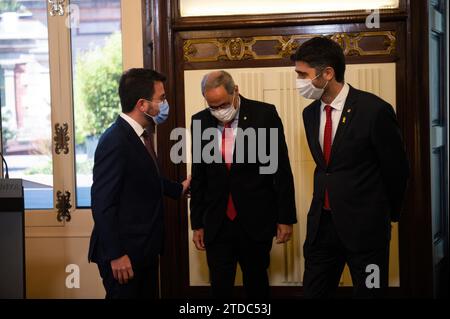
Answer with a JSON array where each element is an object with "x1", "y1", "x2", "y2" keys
[
  {"x1": 70, "y1": 0, "x2": 122, "y2": 208},
  {"x1": 179, "y1": 0, "x2": 400, "y2": 17},
  {"x1": 0, "y1": 2, "x2": 53, "y2": 209},
  {"x1": 0, "y1": 0, "x2": 123, "y2": 210}
]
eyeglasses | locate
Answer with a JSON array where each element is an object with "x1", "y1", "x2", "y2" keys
[
  {"x1": 143, "y1": 98, "x2": 167, "y2": 104},
  {"x1": 207, "y1": 93, "x2": 236, "y2": 111}
]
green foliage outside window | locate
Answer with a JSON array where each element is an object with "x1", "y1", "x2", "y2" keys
[
  {"x1": 75, "y1": 32, "x2": 122, "y2": 145},
  {"x1": 0, "y1": 0, "x2": 23, "y2": 14}
]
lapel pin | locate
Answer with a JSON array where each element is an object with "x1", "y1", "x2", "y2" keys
[
  {"x1": 347, "y1": 109, "x2": 351, "y2": 113},
  {"x1": 342, "y1": 116, "x2": 346, "y2": 124},
  {"x1": 244, "y1": 116, "x2": 247, "y2": 120}
]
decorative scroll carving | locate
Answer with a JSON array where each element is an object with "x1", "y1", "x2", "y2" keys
[
  {"x1": 48, "y1": 0, "x2": 65, "y2": 16},
  {"x1": 54, "y1": 123, "x2": 70, "y2": 155},
  {"x1": 56, "y1": 190, "x2": 72, "y2": 222},
  {"x1": 183, "y1": 31, "x2": 396, "y2": 63}
]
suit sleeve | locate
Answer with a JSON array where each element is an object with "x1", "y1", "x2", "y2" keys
[
  {"x1": 270, "y1": 106, "x2": 298, "y2": 225},
  {"x1": 189, "y1": 117, "x2": 206, "y2": 230},
  {"x1": 371, "y1": 102, "x2": 409, "y2": 222},
  {"x1": 90, "y1": 137, "x2": 127, "y2": 261},
  {"x1": 162, "y1": 177, "x2": 183, "y2": 199}
]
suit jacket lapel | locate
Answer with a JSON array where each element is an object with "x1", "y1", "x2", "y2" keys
[
  {"x1": 116, "y1": 116, "x2": 160, "y2": 176},
  {"x1": 204, "y1": 109, "x2": 219, "y2": 130},
  {"x1": 310, "y1": 100, "x2": 326, "y2": 168},
  {"x1": 236, "y1": 96, "x2": 251, "y2": 131},
  {"x1": 200, "y1": 108, "x2": 226, "y2": 172},
  {"x1": 328, "y1": 85, "x2": 358, "y2": 166},
  {"x1": 231, "y1": 96, "x2": 251, "y2": 170}
]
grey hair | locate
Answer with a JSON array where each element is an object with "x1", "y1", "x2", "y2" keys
[{"x1": 201, "y1": 70, "x2": 235, "y2": 96}]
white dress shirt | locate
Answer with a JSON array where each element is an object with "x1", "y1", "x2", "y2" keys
[
  {"x1": 120, "y1": 112, "x2": 145, "y2": 145},
  {"x1": 319, "y1": 83, "x2": 350, "y2": 151}
]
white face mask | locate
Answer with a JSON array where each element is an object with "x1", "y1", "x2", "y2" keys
[
  {"x1": 208, "y1": 94, "x2": 238, "y2": 123},
  {"x1": 209, "y1": 105, "x2": 238, "y2": 123},
  {"x1": 296, "y1": 73, "x2": 328, "y2": 100}
]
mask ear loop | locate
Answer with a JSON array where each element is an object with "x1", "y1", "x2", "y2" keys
[
  {"x1": 231, "y1": 90, "x2": 241, "y2": 111},
  {"x1": 312, "y1": 67, "x2": 330, "y2": 90},
  {"x1": 142, "y1": 99, "x2": 156, "y2": 118}
]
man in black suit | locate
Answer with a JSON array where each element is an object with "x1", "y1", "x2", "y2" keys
[
  {"x1": 190, "y1": 71, "x2": 297, "y2": 299},
  {"x1": 292, "y1": 37, "x2": 409, "y2": 298},
  {"x1": 88, "y1": 68, "x2": 191, "y2": 299}
]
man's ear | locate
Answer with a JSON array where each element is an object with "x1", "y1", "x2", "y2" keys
[
  {"x1": 136, "y1": 98, "x2": 146, "y2": 111},
  {"x1": 323, "y1": 67, "x2": 335, "y2": 82}
]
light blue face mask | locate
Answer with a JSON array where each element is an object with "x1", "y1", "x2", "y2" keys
[
  {"x1": 152, "y1": 99, "x2": 170, "y2": 125},
  {"x1": 144, "y1": 99, "x2": 170, "y2": 125}
]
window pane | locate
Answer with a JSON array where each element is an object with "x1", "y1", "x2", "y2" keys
[
  {"x1": 180, "y1": 0, "x2": 399, "y2": 17},
  {"x1": 0, "y1": 2, "x2": 53, "y2": 209},
  {"x1": 71, "y1": 0, "x2": 122, "y2": 208}
]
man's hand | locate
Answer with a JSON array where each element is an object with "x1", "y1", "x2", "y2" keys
[
  {"x1": 193, "y1": 228, "x2": 205, "y2": 250},
  {"x1": 276, "y1": 224, "x2": 293, "y2": 244},
  {"x1": 110, "y1": 254, "x2": 134, "y2": 284},
  {"x1": 181, "y1": 175, "x2": 192, "y2": 198}
]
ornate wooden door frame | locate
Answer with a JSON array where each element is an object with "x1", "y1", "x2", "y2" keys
[{"x1": 142, "y1": 0, "x2": 437, "y2": 298}]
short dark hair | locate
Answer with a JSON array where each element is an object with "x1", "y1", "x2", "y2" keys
[
  {"x1": 291, "y1": 37, "x2": 346, "y2": 83},
  {"x1": 118, "y1": 68, "x2": 166, "y2": 113}
]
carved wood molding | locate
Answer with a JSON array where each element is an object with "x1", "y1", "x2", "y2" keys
[
  {"x1": 48, "y1": 0, "x2": 66, "y2": 16},
  {"x1": 183, "y1": 31, "x2": 396, "y2": 63},
  {"x1": 56, "y1": 190, "x2": 72, "y2": 222}
]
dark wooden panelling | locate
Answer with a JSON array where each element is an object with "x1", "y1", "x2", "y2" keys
[
  {"x1": 402, "y1": 0, "x2": 434, "y2": 297},
  {"x1": 142, "y1": 0, "x2": 153, "y2": 69},
  {"x1": 178, "y1": 23, "x2": 400, "y2": 70},
  {"x1": 142, "y1": 0, "x2": 435, "y2": 298},
  {"x1": 145, "y1": 0, "x2": 190, "y2": 298},
  {"x1": 173, "y1": 22, "x2": 406, "y2": 299}
]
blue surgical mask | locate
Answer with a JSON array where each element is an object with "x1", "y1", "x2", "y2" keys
[{"x1": 144, "y1": 99, "x2": 170, "y2": 125}]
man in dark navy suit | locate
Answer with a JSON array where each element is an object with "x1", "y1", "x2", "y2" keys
[
  {"x1": 292, "y1": 37, "x2": 409, "y2": 298},
  {"x1": 88, "y1": 68, "x2": 190, "y2": 299},
  {"x1": 190, "y1": 71, "x2": 297, "y2": 299}
]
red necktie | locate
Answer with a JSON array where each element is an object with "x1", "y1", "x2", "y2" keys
[
  {"x1": 323, "y1": 105, "x2": 332, "y2": 210},
  {"x1": 222, "y1": 123, "x2": 237, "y2": 220}
]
